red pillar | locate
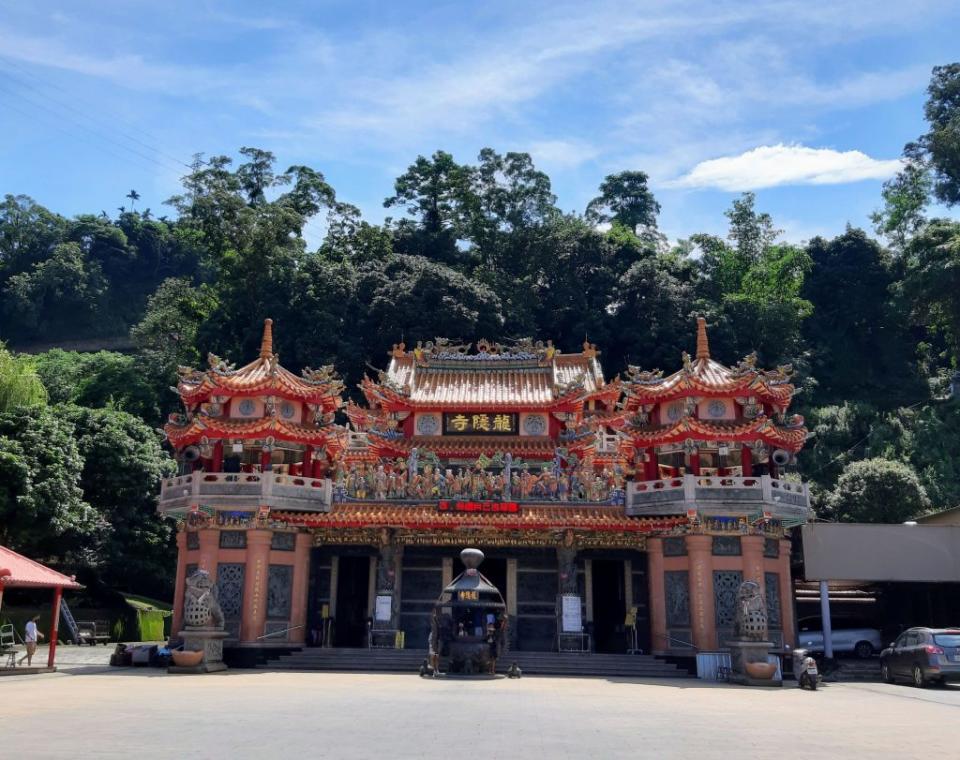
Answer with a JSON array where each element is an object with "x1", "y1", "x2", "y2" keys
[
  {"x1": 647, "y1": 538, "x2": 667, "y2": 654},
  {"x1": 741, "y1": 447, "x2": 753, "y2": 477},
  {"x1": 289, "y1": 533, "x2": 313, "y2": 644},
  {"x1": 171, "y1": 531, "x2": 188, "y2": 635},
  {"x1": 689, "y1": 451, "x2": 701, "y2": 476},
  {"x1": 260, "y1": 448, "x2": 272, "y2": 471},
  {"x1": 47, "y1": 586, "x2": 63, "y2": 669},
  {"x1": 302, "y1": 446, "x2": 313, "y2": 479},
  {"x1": 644, "y1": 447, "x2": 658, "y2": 480},
  {"x1": 686, "y1": 535, "x2": 716, "y2": 650},
  {"x1": 212, "y1": 441, "x2": 224, "y2": 473},
  {"x1": 241, "y1": 530, "x2": 272, "y2": 642}
]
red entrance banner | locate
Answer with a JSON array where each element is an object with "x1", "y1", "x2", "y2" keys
[{"x1": 438, "y1": 500, "x2": 521, "y2": 514}]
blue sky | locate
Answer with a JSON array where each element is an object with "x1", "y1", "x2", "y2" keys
[{"x1": 1, "y1": 0, "x2": 958, "y2": 245}]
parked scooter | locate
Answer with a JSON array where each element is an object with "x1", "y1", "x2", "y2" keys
[{"x1": 792, "y1": 647, "x2": 820, "y2": 690}]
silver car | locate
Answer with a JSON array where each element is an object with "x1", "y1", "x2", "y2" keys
[{"x1": 797, "y1": 616, "x2": 883, "y2": 659}]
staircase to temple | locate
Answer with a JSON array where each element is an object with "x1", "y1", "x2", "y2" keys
[{"x1": 258, "y1": 647, "x2": 689, "y2": 678}]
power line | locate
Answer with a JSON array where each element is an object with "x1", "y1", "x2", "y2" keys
[
  {"x1": 0, "y1": 54, "x2": 194, "y2": 171},
  {"x1": 0, "y1": 78, "x2": 188, "y2": 176}
]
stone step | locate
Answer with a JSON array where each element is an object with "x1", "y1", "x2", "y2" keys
[{"x1": 258, "y1": 647, "x2": 688, "y2": 677}]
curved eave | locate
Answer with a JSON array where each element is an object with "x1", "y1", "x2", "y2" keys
[
  {"x1": 164, "y1": 417, "x2": 340, "y2": 450},
  {"x1": 620, "y1": 417, "x2": 806, "y2": 452},
  {"x1": 623, "y1": 372, "x2": 794, "y2": 407}
]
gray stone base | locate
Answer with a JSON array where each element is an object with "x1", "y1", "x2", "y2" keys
[
  {"x1": 168, "y1": 627, "x2": 229, "y2": 674},
  {"x1": 726, "y1": 639, "x2": 782, "y2": 687}
]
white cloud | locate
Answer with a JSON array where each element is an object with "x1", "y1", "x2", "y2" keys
[{"x1": 670, "y1": 144, "x2": 903, "y2": 191}]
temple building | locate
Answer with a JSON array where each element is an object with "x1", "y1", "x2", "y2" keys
[{"x1": 159, "y1": 318, "x2": 810, "y2": 658}]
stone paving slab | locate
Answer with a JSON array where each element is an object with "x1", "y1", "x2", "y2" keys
[{"x1": 1, "y1": 669, "x2": 957, "y2": 759}]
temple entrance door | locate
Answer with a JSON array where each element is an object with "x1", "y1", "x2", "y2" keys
[
  {"x1": 591, "y1": 559, "x2": 626, "y2": 653},
  {"x1": 335, "y1": 556, "x2": 370, "y2": 647}
]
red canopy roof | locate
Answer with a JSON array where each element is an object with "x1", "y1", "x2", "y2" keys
[{"x1": 0, "y1": 546, "x2": 83, "y2": 589}]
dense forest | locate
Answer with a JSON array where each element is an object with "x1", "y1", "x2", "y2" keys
[{"x1": 1, "y1": 64, "x2": 959, "y2": 598}]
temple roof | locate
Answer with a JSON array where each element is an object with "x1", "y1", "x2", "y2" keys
[
  {"x1": 175, "y1": 319, "x2": 344, "y2": 407},
  {"x1": 271, "y1": 504, "x2": 685, "y2": 534},
  {"x1": 366, "y1": 338, "x2": 609, "y2": 410},
  {"x1": 622, "y1": 318, "x2": 796, "y2": 406}
]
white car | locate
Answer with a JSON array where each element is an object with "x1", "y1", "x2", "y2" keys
[{"x1": 796, "y1": 617, "x2": 883, "y2": 659}]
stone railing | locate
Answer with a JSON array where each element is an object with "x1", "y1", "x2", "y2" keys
[
  {"x1": 625, "y1": 474, "x2": 810, "y2": 520},
  {"x1": 158, "y1": 471, "x2": 332, "y2": 514}
]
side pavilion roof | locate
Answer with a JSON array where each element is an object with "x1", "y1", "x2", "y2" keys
[{"x1": 0, "y1": 546, "x2": 84, "y2": 589}]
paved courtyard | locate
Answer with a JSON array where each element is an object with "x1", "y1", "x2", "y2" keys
[{"x1": 4, "y1": 654, "x2": 959, "y2": 760}]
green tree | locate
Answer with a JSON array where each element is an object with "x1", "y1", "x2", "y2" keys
[
  {"x1": 900, "y1": 220, "x2": 960, "y2": 368},
  {"x1": 694, "y1": 193, "x2": 811, "y2": 364},
  {"x1": 802, "y1": 229, "x2": 923, "y2": 407},
  {"x1": 0, "y1": 407, "x2": 100, "y2": 562},
  {"x1": 33, "y1": 349, "x2": 162, "y2": 423},
  {"x1": 384, "y1": 151, "x2": 476, "y2": 266},
  {"x1": 913, "y1": 63, "x2": 960, "y2": 207},
  {"x1": 62, "y1": 405, "x2": 176, "y2": 596},
  {"x1": 828, "y1": 457, "x2": 930, "y2": 523},
  {"x1": 131, "y1": 277, "x2": 219, "y2": 411},
  {"x1": 3, "y1": 241, "x2": 109, "y2": 340},
  {"x1": 0, "y1": 345, "x2": 47, "y2": 411},
  {"x1": 586, "y1": 171, "x2": 661, "y2": 234}
]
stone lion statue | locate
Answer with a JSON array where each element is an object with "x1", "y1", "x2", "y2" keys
[
  {"x1": 734, "y1": 580, "x2": 768, "y2": 642},
  {"x1": 183, "y1": 569, "x2": 225, "y2": 629}
]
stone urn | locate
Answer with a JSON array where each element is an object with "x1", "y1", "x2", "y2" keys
[
  {"x1": 171, "y1": 650, "x2": 204, "y2": 668},
  {"x1": 745, "y1": 661, "x2": 777, "y2": 680}
]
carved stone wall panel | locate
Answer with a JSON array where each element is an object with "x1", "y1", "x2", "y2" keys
[
  {"x1": 713, "y1": 570, "x2": 743, "y2": 629},
  {"x1": 267, "y1": 564, "x2": 294, "y2": 620},
  {"x1": 663, "y1": 537, "x2": 687, "y2": 556},
  {"x1": 271, "y1": 532, "x2": 296, "y2": 551},
  {"x1": 216, "y1": 563, "x2": 245, "y2": 639},
  {"x1": 765, "y1": 571, "x2": 782, "y2": 629},
  {"x1": 219, "y1": 530, "x2": 247, "y2": 549},
  {"x1": 712, "y1": 536, "x2": 742, "y2": 556},
  {"x1": 664, "y1": 571, "x2": 691, "y2": 627},
  {"x1": 763, "y1": 538, "x2": 780, "y2": 558}
]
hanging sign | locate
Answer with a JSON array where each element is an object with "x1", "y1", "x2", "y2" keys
[
  {"x1": 443, "y1": 412, "x2": 518, "y2": 435},
  {"x1": 438, "y1": 500, "x2": 520, "y2": 514}
]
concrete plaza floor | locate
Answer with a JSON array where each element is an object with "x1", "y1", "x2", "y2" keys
[{"x1": 3, "y1": 662, "x2": 958, "y2": 759}]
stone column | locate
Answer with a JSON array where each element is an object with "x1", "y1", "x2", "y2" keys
[
  {"x1": 686, "y1": 535, "x2": 716, "y2": 650},
  {"x1": 374, "y1": 530, "x2": 401, "y2": 629},
  {"x1": 289, "y1": 532, "x2": 312, "y2": 645},
  {"x1": 647, "y1": 538, "x2": 667, "y2": 654},
  {"x1": 506, "y1": 558, "x2": 518, "y2": 651},
  {"x1": 779, "y1": 539, "x2": 796, "y2": 647},
  {"x1": 241, "y1": 530, "x2": 271, "y2": 643},
  {"x1": 741, "y1": 535, "x2": 765, "y2": 587},
  {"x1": 442, "y1": 557, "x2": 454, "y2": 588},
  {"x1": 171, "y1": 531, "x2": 188, "y2": 635},
  {"x1": 584, "y1": 560, "x2": 594, "y2": 623},
  {"x1": 557, "y1": 543, "x2": 579, "y2": 595},
  {"x1": 197, "y1": 528, "x2": 220, "y2": 575}
]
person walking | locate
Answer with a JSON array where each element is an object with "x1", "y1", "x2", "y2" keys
[{"x1": 18, "y1": 615, "x2": 44, "y2": 667}]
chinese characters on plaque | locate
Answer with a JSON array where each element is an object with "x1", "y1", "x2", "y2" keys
[{"x1": 443, "y1": 412, "x2": 518, "y2": 435}]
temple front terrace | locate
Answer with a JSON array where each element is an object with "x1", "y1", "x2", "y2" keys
[
  {"x1": 625, "y1": 473, "x2": 810, "y2": 521},
  {"x1": 158, "y1": 471, "x2": 333, "y2": 514}
]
